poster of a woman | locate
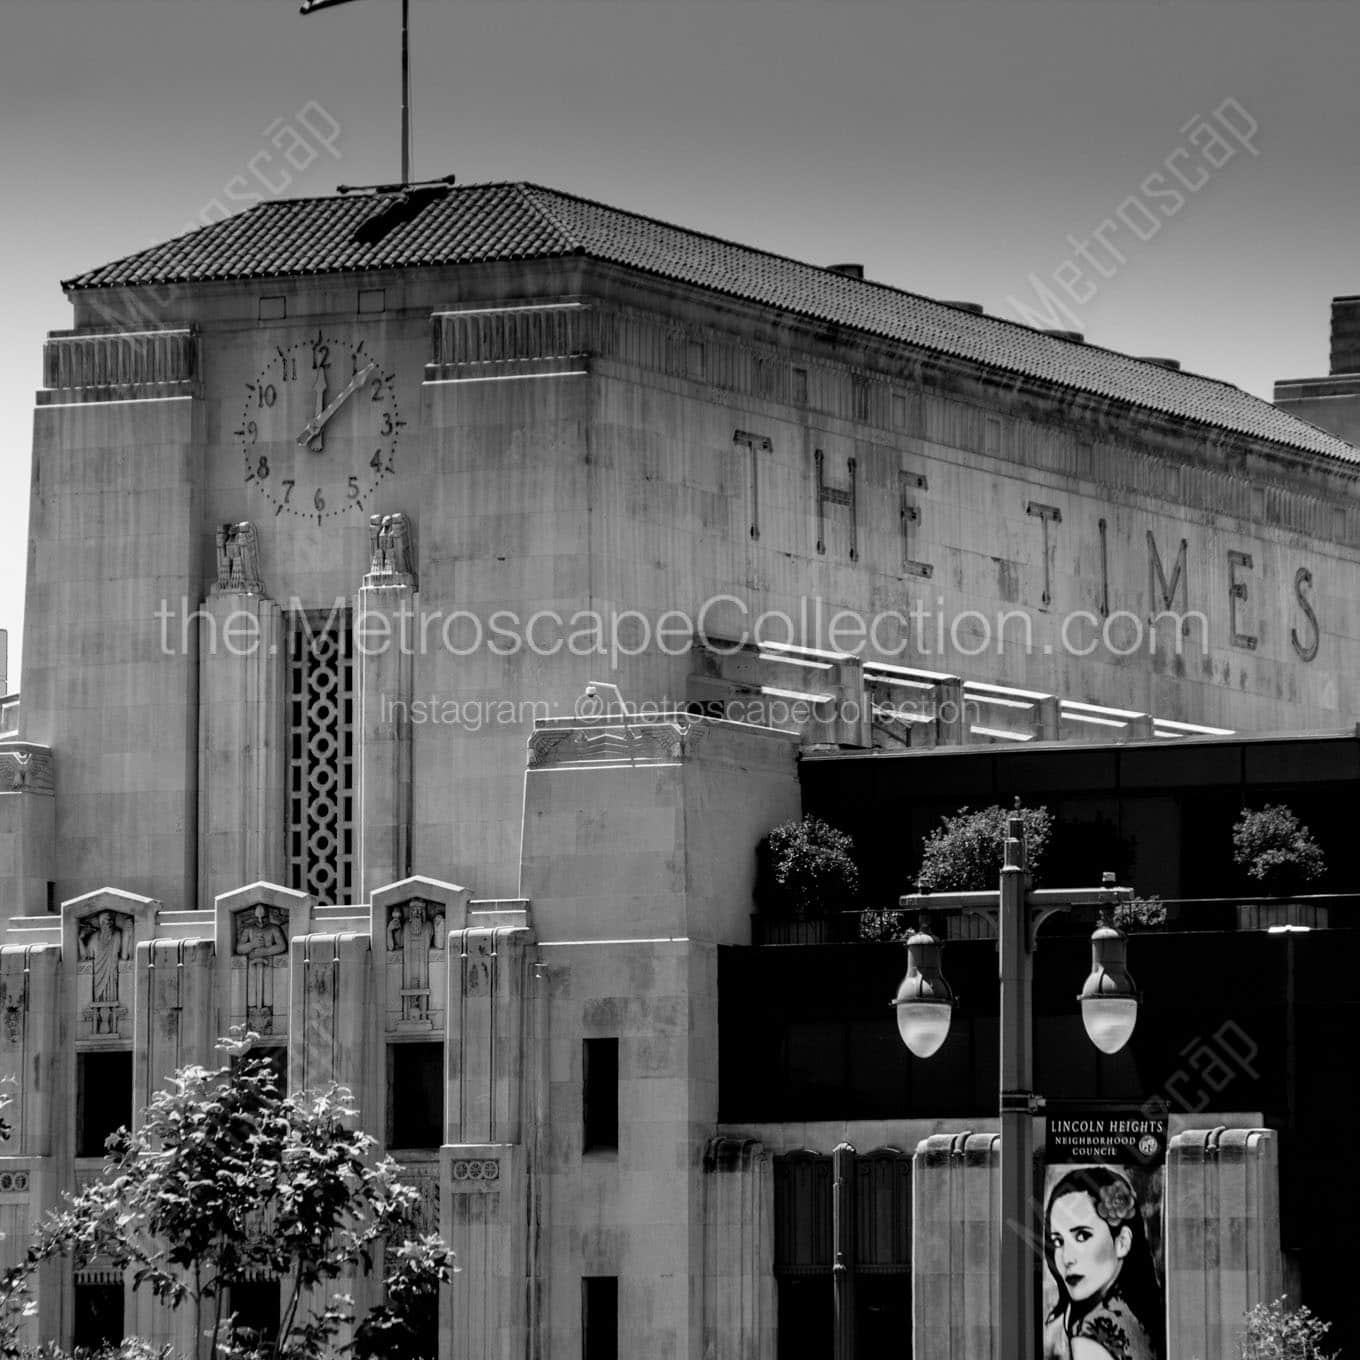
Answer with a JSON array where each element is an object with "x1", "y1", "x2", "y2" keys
[{"x1": 1041, "y1": 1165, "x2": 1165, "y2": 1360}]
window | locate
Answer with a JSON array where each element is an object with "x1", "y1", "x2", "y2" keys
[
  {"x1": 582, "y1": 1038, "x2": 618, "y2": 1152},
  {"x1": 77, "y1": 1051, "x2": 132, "y2": 1158},
  {"x1": 73, "y1": 1283, "x2": 123, "y2": 1351},
  {"x1": 230, "y1": 1279, "x2": 280, "y2": 1349},
  {"x1": 581, "y1": 1276, "x2": 617, "y2": 1360},
  {"x1": 773, "y1": 1148, "x2": 909, "y2": 1359},
  {"x1": 286, "y1": 610, "x2": 355, "y2": 905},
  {"x1": 387, "y1": 1042, "x2": 444, "y2": 1149}
]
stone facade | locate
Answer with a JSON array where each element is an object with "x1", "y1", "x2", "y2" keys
[{"x1": 0, "y1": 185, "x2": 1331, "y2": 1355}]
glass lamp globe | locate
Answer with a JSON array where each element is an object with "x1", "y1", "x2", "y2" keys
[
  {"x1": 892, "y1": 927, "x2": 955, "y2": 1060},
  {"x1": 1078, "y1": 921, "x2": 1139, "y2": 1055}
]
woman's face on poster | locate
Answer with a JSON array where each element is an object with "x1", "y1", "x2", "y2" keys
[{"x1": 1048, "y1": 1191, "x2": 1132, "y2": 1302}]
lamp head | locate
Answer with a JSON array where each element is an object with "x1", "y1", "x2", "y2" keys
[
  {"x1": 1078, "y1": 921, "x2": 1139, "y2": 1054},
  {"x1": 892, "y1": 924, "x2": 955, "y2": 1059}
]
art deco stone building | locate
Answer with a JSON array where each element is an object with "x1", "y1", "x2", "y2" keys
[{"x1": 1, "y1": 180, "x2": 1357, "y2": 1357}]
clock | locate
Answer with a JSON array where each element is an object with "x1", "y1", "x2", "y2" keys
[{"x1": 237, "y1": 332, "x2": 404, "y2": 522}]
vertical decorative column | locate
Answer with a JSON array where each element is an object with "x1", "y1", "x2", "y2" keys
[
  {"x1": 912, "y1": 1132, "x2": 999, "y2": 1360},
  {"x1": 0, "y1": 743, "x2": 55, "y2": 920},
  {"x1": 355, "y1": 513, "x2": 417, "y2": 899},
  {"x1": 0, "y1": 942, "x2": 62, "y2": 1347},
  {"x1": 132, "y1": 938, "x2": 216, "y2": 1121},
  {"x1": 1166, "y1": 1126, "x2": 1282, "y2": 1360},
  {"x1": 198, "y1": 523, "x2": 285, "y2": 909},
  {"x1": 702, "y1": 1136, "x2": 775, "y2": 1360}
]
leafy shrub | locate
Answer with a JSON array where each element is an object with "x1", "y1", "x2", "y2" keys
[
  {"x1": 757, "y1": 815, "x2": 860, "y2": 920},
  {"x1": 1113, "y1": 895, "x2": 1166, "y2": 931},
  {"x1": 858, "y1": 802, "x2": 1051, "y2": 941},
  {"x1": 915, "y1": 802, "x2": 1053, "y2": 892},
  {"x1": 1232, "y1": 805, "x2": 1326, "y2": 897},
  {"x1": 1238, "y1": 1296, "x2": 1337, "y2": 1359}
]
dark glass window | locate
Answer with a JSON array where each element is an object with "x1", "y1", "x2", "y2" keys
[
  {"x1": 583, "y1": 1038, "x2": 618, "y2": 1152},
  {"x1": 581, "y1": 1275, "x2": 617, "y2": 1360},
  {"x1": 773, "y1": 1148, "x2": 910, "y2": 1360},
  {"x1": 73, "y1": 1283, "x2": 123, "y2": 1351},
  {"x1": 387, "y1": 1042, "x2": 444, "y2": 1149},
  {"x1": 77, "y1": 1051, "x2": 132, "y2": 1158},
  {"x1": 231, "y1": 1279, "x2": 280, "y2": 1349}
]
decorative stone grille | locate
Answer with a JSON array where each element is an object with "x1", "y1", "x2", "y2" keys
[{"x1": 286, "y1": 612, "x2": 354, "y2": 905}]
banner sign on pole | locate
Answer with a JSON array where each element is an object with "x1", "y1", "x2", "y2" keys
[{"x1": 1041, "y1": 1107, "x2": 1167, "y2": 1360}]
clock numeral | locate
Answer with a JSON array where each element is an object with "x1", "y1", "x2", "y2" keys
[
  {"x1": 277, "y1": 348, "x2": 297, "y2": 380},
  {"x1": 314, "y1": 488, "x2": 326, "y2": 512},
  {"x1": 347, "y1": 476, "x2": 360, "y2": 500},
  {"x1": 371, "y1": 449, "x2": 385, "y2": 472},
  {"x1": 281, "y1": 479, "x2": 295, "y2": 505},
  {"x1": 370, "y1": 375, "x2": 385, "y2": 401},
  {"x1": 245, "y1": 420, "x2": 258, "y2": 445},
  {"x1": 257, "y1": 383, "x2": 277, "y2": 409},
  {"x1": 256, "y1": 455, "x2": 270, "y2": 481},
  {"x1": 380, "y1": 411, "x2": 394, "y2": 437},
  {"x1": 313, "y1": 343, "x2": 330, "y2": 370}
]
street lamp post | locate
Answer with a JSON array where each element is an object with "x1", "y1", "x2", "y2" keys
[{"x1": 893, "y1": 814, "x2": 1137, "y2": 1360}]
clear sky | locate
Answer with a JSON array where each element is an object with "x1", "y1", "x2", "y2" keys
[{"x1": 1, "y1": 0, "x2": 1357, "y2": 686}]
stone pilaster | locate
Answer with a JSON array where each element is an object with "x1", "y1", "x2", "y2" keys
[
  {"x1": 0, "y1": 942, "x2": 62, "y2": 1347},
  {"x1": 132, "y1": 937, "x2": 216, "y2": 1124},
  {"x1": 0, "y1": 742, "x2": 55, "y2": 924},
  {"x1": 1166, "y1": 1126, "x2": 1282, "y2": 1360},
  {"x1": 197, "y1": 590, "x2": 285, "y2": 910},
  {"x1": 355, "y1": 522, "x2": 417, "y2": 899},
  {"x1": 701, "y1": 1136, "x2": 775, "y2": 1360},
  {"x1": 911, "y1": 1132, "x2": 999, "y2": 1360}
]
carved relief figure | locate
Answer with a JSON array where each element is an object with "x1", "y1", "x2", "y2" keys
[
  {"x1": 78, "y1": 910, "x2": 132, "y2": 1035},
  {"x1": 390, "y1": 899, "x2": 435, "y2": 1023},
  {"x1": 367, "y1": 512, "x2": 414, "y2": 579},
  {"x1": 235, "y1": 905, "x2": 288, "y2": 1030},
  {"x1": 214, "y1": 521, "x2": 263, "y2": 594}
]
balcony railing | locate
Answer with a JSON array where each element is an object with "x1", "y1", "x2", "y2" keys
[{"x1": 752, "y1": 892, "x2": 1359, "y2": 944}]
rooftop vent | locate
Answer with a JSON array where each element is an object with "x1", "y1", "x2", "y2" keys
[
  {"x1": 1043, "y1": 328, "x2": 1085, "y2": 343},
  {"x1": 1139, "y1": 356, "x2": 1182, "y2": 371},
  {"x1": 827, "y1": 263, "x2": 865, "y2": 280},
  {"x1": 942, "y1": 301, "x2": 985, "y2": 315}
]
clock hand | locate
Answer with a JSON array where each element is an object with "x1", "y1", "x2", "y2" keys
[
  {"x1": 296, "y1": 361, "x2": 377, "y2": 447},
  {"x1": 305, "y1": 366, "x2": 328, "y2": 452}
]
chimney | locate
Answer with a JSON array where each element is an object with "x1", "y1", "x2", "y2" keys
[
  {"x1": 1330, "y1": 296, "x2": 1360, "y2": 373},
  {"x1": 827, "y1": 263, "x2": 865, "y2": 280},
  {"x1": 1274, "y1": 295, "x2": 1360, "y2": 446}
]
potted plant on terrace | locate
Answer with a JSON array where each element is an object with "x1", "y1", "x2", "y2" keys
[
  {"x1": 1231, "y1": 804, "x2": 1327, "y2": 930},
  {"x1": 860, "y1": 801, "x2": 1053, "y2": 942},
  {"x1": 755, "y1": 815, "x2": 861, "y2": 943}
]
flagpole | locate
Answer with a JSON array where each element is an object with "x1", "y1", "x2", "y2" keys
[
  {"x1": 401, "y1": 0, "x2": 410, "y2": 183},
  {"x1": 300, "y1": 0, "x2": 412, "y2": 183}
]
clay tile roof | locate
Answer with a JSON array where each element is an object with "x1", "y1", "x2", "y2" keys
[{"x1": 63, "y1": 180, "x2": 1356, "y2": 463}]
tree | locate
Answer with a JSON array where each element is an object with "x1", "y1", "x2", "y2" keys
[
  {"x1": 1238, "y1": 1296, "x2": 1337, "y2": 1359},
  {"x1": 25, "y1": 1037, "x2": 454, "y2": 1360}
]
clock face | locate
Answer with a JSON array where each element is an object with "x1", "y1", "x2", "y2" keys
[{"x1": 237, "y1": 332, "x2": 404, "y2": 522}]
